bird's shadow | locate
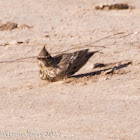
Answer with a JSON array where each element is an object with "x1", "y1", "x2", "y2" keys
[{"x1": 71, "y1": 61, "x2": 132, "y2": 78}]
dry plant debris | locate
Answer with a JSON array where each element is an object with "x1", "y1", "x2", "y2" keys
[
  {"x1": 0, "y1": 21, "x2": 32, "y2": 31},
  {"x1": 0, "y1": 22, "x2": 18, "y2": 31},
  {"x1": 93, "y1": 3, "x2": 134, "y2": 10}
]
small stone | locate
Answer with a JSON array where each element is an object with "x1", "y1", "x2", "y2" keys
[
  {"x1": 9, "y1": 40, "x2": 24, "y2": 45},
  {"x1": 18, "y1": 24, "x2": 33, "y2": 29},
  {"x1": 9, "y1": 40, "x2": 18, "y2": 45}
]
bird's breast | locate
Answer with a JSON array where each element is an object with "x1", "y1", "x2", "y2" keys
[{"x1": 39, "y1": 67, "x2": 57, "y2": 80}]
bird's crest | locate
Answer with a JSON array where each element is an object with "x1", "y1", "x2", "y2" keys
[{"x1": 37, "y1": 46, "x2": 52, "y2": 59}]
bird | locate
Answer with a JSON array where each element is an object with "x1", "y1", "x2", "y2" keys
[{"x1": 37, "y1": 46, "x2": 97, "y2": 82}]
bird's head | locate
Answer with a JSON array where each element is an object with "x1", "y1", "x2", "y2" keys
[{"x1": 37, "y1": 46, "x2": 53, "y2": 67}]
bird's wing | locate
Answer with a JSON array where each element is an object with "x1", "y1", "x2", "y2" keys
[
  {"x1": 56, "y1": 49, "x2": 88, "y2": 66},
  {"x1": 56, "y1": 49, "x2": 89, "y2": 74}
]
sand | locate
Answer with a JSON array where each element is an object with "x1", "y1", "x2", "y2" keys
[{"x1": 0, "y1": 0, "x2": 140, "y2": 139}]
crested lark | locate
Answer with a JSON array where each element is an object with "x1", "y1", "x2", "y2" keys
[{"x1": 37, "y1": 46, "x2": 96, "y2": 82}]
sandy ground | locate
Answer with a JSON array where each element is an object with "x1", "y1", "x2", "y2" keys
[{"x1": 0, "y1": 0, "x2": 140, "y2": 139}]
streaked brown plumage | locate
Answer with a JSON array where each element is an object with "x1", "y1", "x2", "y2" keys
[{"x1": 37, "y1": 46, "x2": 96, "y2": 82}]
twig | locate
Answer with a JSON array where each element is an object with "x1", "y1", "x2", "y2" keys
[
  {"x1": 52, "y1": 45, "x2": 104, "y2": 55},
  {"x1": 0, "y1": 56, "x2": 37, "y2": 63},
  {"x1": 52, "y1": 31, "x2": 127, "y2": 54},
  {"x1": 84, "y1": 31, "x2": 126, "y2": 46},
  {"x1": 0, "y1": 31, "x2": 129, "y2": 64},
  {"x1": 24, "y1": 48, "x2": 35, "y2": 56},
  {"x1": 110, "y1": 32, "x2": 134, "y2": 39}
]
